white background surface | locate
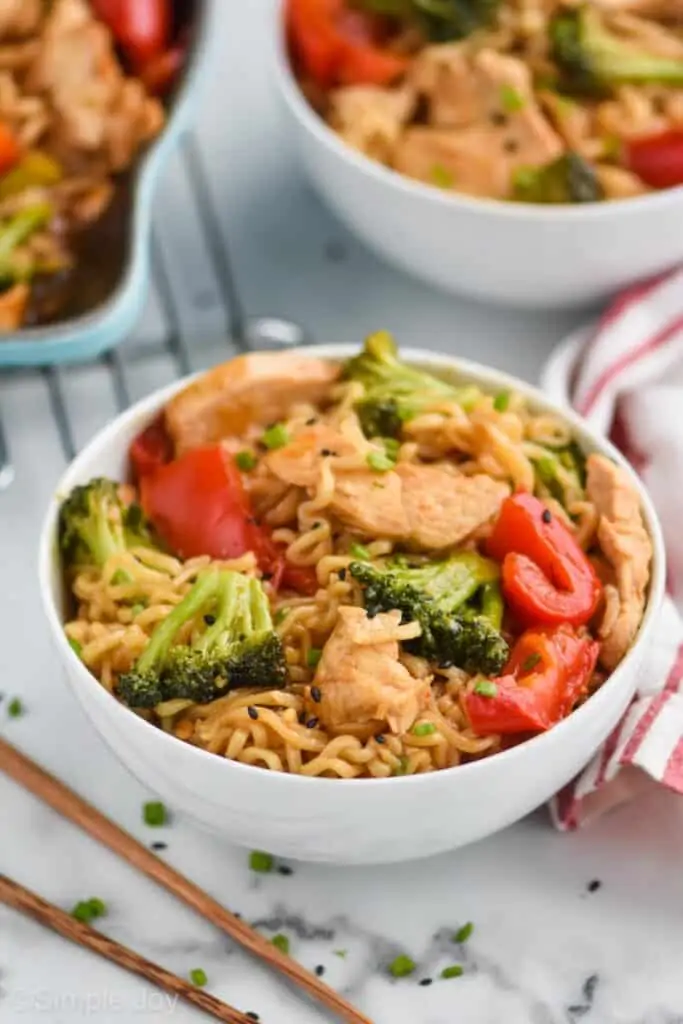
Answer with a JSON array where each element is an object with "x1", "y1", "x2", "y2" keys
[{"x1": 1, "y1": 2, "x2": 683, "y2": 1022}]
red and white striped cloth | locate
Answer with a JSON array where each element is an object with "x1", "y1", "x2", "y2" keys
[{"x1": 541, "y1": 266, "x2": 683, "y2": 830}]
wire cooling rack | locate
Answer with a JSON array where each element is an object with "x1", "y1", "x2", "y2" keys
[{"x1": 0, "y1": 133, "x2": 308, "y2": 489}]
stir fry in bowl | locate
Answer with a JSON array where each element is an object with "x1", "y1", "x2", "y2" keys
[
  {"x1": 58, "y1": 336, "x2": 653, "y2": 779},
  {"x1": 0, "y1": 0, "x2": 186, "y2": 332},
  {"x1": 286, "y1": 0, "x2": 683, "y2": 204}
]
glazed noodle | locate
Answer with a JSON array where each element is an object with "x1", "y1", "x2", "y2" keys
[
  {"x1": 61, "y1": 335, "x2": 653, "y2": 778},
  {"x1": 287, "y1": 0, "x2": 683, "y2": 204}
]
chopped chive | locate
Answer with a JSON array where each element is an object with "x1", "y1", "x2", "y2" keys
[
  {"x1": 71, "y1": 898, "x2": 107, "y2": 924},
  {"x1": 366, "y1": 450, "x2": 395, "y2": 473},
  {"x1": 334, "y1": 949, "x2": 348, "y2": 959},
  {"x1": 271, "y1": 933, "x2": 290, "y2": 955},
  {"x1": 521, "y1": 652, "x2": 542, "y2": 673},
  {"x1": 7, "y1": 698, "x2": 23, "y2": 718},
  {"x1": 111, "y1": 569, "x2": 131, "y2": 586},
  {"x1": 263, "y1": 423, "x2": 290, "y2": 450},
  {"x1": 67, "y1": 637, "x2": 82, "y2": 657},
  {"x1": 274, "y1": 609, "x2": 288, "y2": 626},
  {"x1": 412, "y1": 722, "x2": 436, "y2": 737},
  {"x1": 453, "y1": 922, "x2": 474, "y2": 943},
  {"x1": 394, "y1": 755, "x2": 410, "y2": 776},
  {"x1": 430, "y1": 163, "x2": 454, "y2": 189},
  {"x1": 190, "y1": 968, "x2": 208, "y2": 987},
  {"x1": 143, "y1": 801, "x2": 167, "y2": 827},
  {"x1": 512, "y1": 166, "x2": 536, "y2": 191},
  {"x1": 130, "y1": 604, "x2": 146, "y2": 618},
  {"x1": 500, "y1": 84, "x2": 525, "y2": 113},
  {"x1": 441, "y1": 964, "x2": 464, "y2": 980},
  {"x1": 249, "y1": 850, "x2": 273, "y2": 873},
  {"x1": 307, "y1": 648, "x2": 322, "y2": 668},
  {"x1": 349, "y1": 543, "x2": 370, "y2": 561},
  {"x1": 473, "y1": 680, "x2": 498, "y2": 698},
  {"x1": 389, "y1": 955, "x2": 416, "y2": 978},
  {"x1": 493, "y1": 390, "x2": 510, "y2": 412},
  {"x1": 236, "y1": 450, "x2": 257, "y2": 472}
]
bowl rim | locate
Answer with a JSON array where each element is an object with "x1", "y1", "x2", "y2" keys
[
  {"x1": 271, "y1": 1, "x2": 683, "y2": 222},
  {"x1": 39, "y1": 343, "x2": 667, "y2": 791},
  {"x1": 0, "y1": 0, "x2": 221, "y2": 361}
]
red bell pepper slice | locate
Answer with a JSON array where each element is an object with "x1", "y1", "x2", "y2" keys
[
  {"x1": 287, "y1": 0, "x2": 408, "y2": 88},
  {"x1": 487, "y1": 493, "x2": 602, "y2": 628},
  {"x1": 466, "y1": 625, "x2": 600, "y2": 735},
  {"x1": 625, "y1": 130, "x2": 683, "y2": 191},
  {"x1": 129, "y1": 414, "x2": 173, "y2": 479},
  {"x1": 0, "y1": 123, "x2": 21, "y2": 177},
  {"x1": 140, "y1": 445, "x2": 319, "y2": 596},
  {"x1": 90, "y1": 0, "x2": 171, "y2": 70}
]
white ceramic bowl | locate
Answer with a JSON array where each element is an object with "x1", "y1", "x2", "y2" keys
[
  {"x1": 39, "y1": 346, "x2": 666, "y2": 864},
  {"x1": 271, "y1": 11, "x2": 683, "y2": 309}
]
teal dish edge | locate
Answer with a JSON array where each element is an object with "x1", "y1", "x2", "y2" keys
[{"x1": 0, "y1": 0, "x2": 220, "y2": 370}]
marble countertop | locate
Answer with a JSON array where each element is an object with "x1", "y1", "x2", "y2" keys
[{"x1": 2, "y1": 2, "x2": 683, "y2": 1022}]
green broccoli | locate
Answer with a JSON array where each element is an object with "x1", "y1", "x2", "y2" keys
[
  {"x1": 532, "y1": 440, "x2": 586, "y2": 508},
  {"x1": 349, "y1": 552, "x2": 509, "y2": 675},
  {"x1": 117, "y1": 570, "x2": 287, "y2": 709},
  {"x1": 59, "y1": 477, "x2": 155, "y2": 570},
  {"x1": 550, "y1": 5, "x2": 683, "y2": 97},
  {"x1": 357, "y1": 0, "x2": 501, "y2": 42},
  {"x1": 512, "y1": 153, "x2": 604, "y2": 205},
  {"x1": 343, "y1": 331, "x2": 482, "y2": 439}
]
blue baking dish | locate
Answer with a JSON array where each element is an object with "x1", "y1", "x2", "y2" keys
[{"x1": 0, "y1": 0, "x2": 219, "y2": 369}]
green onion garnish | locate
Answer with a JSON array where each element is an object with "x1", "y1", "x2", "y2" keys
[
  {"x1": 130, "y1": 604, "x2": 146, "y2": 619},
  {"x1": 500, "y1": 84, "x2": 525, "y2": 113},
  {"x1": 190, "y1": 968, "x2": 208, "y2": 987},
  {"x1": 430, "y1": 163, "x2": 454, "y2": 189},
  {"x1": 453, "y1": 922, "x2": 474, "y2": 943},
  {"x1": 412, "y1": 722, "x2": 436, "y2": 737},
  {"x1": 67, "y1": 637, "x2": 82, "y2": 657},
  {"x1": 521, "y1": 652, "x2": 542, "y2": 673},
  {"x1": 394, "y1": 755, "x2": 410, "y2": 776},
  {"x1": 273, "y1": 609, "x2": 288, "y2": 626},
  {"x1": 389, "y1": 955, "x2": 416, "y2": 978},
  {"x1": 271, "y1": 934, "x2": 290, "y2": 955},
  {"x1": 441, "y1": 964, "x2": 464, "y2": 980},
  {"x1": 493, "y1": 391, "x2": 510, "y2": 412},
  {"x1": 71, "y1": 898, "x2": 107, "y2": 924},
  {"x1": 307, "y1": 648, "x2": 322, "y2": 668},
  {"x1": 473, "y1": 680, "x2": 498, "y2": 698},
  {"x1": 263, "y1": 423, "x2": 290, "y2": 450},
  {"x1": 366, "y1": 450, "x2": 395, "y2": 473},
  {"x1": 334, "y1": 949, "x2": 348, "y2": 959},
  {"x1": 236, "y1": 450, "x2": 257, "y2": 472},
  {"x1": 383, "y1": 437, "x2": 401, "y2": 458},
  {"x1": 7, "y1": 697, "x2": 23, "y2": 718},
  {"x1": 111, "y1": 569, "x2": 131, "y2": 586},
  {"x1": 143, "y1": 801, "x2": 167, "y2": 827},
  {"x1": 349, "y1": 543, "x2": 370, "y2": 561},
  {"x1": 249, "y1": 850, "x2": 273, "y2": 873}
]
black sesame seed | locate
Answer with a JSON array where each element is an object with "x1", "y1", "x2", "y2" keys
[
  {"x1": 503, "y1": 139, "x2": 519, "y2": 153},
  {"x1": 306, "y1": 417, "x2": 317, "y2": 426},
  {"x1": 277, "y1": 865, "x2": 294, "y2": 876},
  {"x1": 338, "y1": 568, "x2": 347, "y2": 581},
  {"x1": 587, "y1": 879, "x2": 602, "y2": 893},
  {"x1": 320, "y1": 449, "x2": 333, "y2": 457},
  {"x1": 204, "y1": 614, "x2": 216, "y2": 626},
  {"x1": 419, "y1": 978, "x2": 433, "y2": 987},
  {"x1": 247, "y1": 516, "x2": 257, "y2": 526},
  {"x1": 315, "y1": 965, "x2": 325, "y2": 977},
  {"x1": 247, "y1": 706, "x2": 259, "y2": 721},
  {"x1": 311, "y1": 686, "x2": 322, "y2": 703},
  {"x1": 151, "y1": 842, "x2": 167, "y2": 851},
  {"x1": 542, "y1": 509, "x2": 552, "y2": 523},
  {"x1": 306, "y1": 717, "x2": 319, "y2": 729},
  {"x1": 262, "y1": 571, "x2": 273, "y2": 582},
  {"x1": 298, "y1": 711, "x2": 307, "y2": 725},
  {"x1": 234, "y1": 912, "x2": 243, "y2": 919},
  {"x1": 246, "y1": 1014, "x2": 260, "y2": 1022},
  {"x1": 490, "y1": 111, "x2": 508, "y2": 126},
  {"x1": 375, "y1": 733, "x2": 386, "y2": 744}
]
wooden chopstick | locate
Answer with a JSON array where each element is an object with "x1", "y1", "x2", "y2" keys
[
  {"x1": 0, "y1": 875, "x2": 250, "y2": 1024},
  {"x1": 0, "y1": 738, "x2": 373, "y2": 1024}
]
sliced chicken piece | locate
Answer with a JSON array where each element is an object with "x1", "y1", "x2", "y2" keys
[
  {"x1": 396, "y1": 49, "x2": 564, "y2": 199},
  {"x1": 165, "y1": 353, "x2": 341, "y2": 455},
  {"x1": 586, "y1": 454, "x2": 653, "y2": 670},
  {"x1": 596, "y1": 164, "x2": 651, "y2": 199},
  {"x1": 330, "y1": 469, "x2": 410, "y2": 539},
  {"x1": 410, "y1": 43, "x2": 485, "y2": 128},
  {"x1": 264, "y1": 424, "x2": 358, "y2": 489},
  {"x1": 0, "y1": 0, "x2": 42, "y2": 41},
  {"x1": 398, "y1": 463, "x2": 510, "y2": 549},
  {"x1": 315, "y1": 607, "x2": 430, "y2": 735},
  {"x1": 329, "y1": 84, "x2": 415, "y2": 163}
]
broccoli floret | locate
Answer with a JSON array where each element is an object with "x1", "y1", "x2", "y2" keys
[
  {"x1": 358, "y1": 0, "x2": 501, "y2": 42},
  {"x1": 551, "y1": 5, "x2": 683, "y2": 97},
  {"x1": 512, "y1": 153, "x2": 604, "y2": 205},
  {"x1": 532, "y1": 440, "x2": 586, "y2": 508},
  {"x1": 349, "y1": 552, "x2": 509, "y2": 675},
  {"x1": 59, "y1": 477, "x2": 154, "y2": 570},
  {"x1": 343, "y1": 331, "x2": 482, "y2": 439},
  {"x1": 117, "y1": 570, "x2": 287, "y2": 709}
]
